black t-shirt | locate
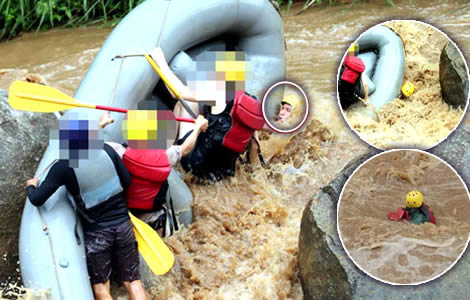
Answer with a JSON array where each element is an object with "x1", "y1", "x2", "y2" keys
[
  {"x1": 27, "y1": 144, "x2": 131, "y2": 231},
  {"x1": 178, "y1": 100, "x2": 240, "y2": 181}
]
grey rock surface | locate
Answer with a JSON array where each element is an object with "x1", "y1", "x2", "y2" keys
[
  {"x1": 440, "y1": 41, "x2": 469, "y2": 108},
  {"x1": 0, "y1": 89, "x2": 55, "y2": 284},
  {"x1": 299, "y1": 125, "x2": 470, "y2": 299}
]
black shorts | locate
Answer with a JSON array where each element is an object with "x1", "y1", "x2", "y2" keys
[{"x1": 85, "y1": 219, "x2": 140, "y2": 284}]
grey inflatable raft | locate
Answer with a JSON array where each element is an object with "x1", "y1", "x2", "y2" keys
[
  {"x1": 357, "y1": 25, "x2": 405, "y2": 110},
  {"x1": 19, "y1": 0, "x2": 285, "y2": 299}
]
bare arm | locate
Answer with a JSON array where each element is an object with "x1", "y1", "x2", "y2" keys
[
  {"x1": 181, "y1": 115, "x2": 208, "y2": 156},
  {"x1": 149, "y1": 48, "x2": 218, "y2": 105},
  {"x1": 149, "y1": 48, "x2": 199, "y2": 102},
  {"x1": 361, "y1": 73, "x2": 369, "y2": 102}
]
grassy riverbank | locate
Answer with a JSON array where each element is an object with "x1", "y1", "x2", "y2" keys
[
  {"x1": 0, "y1": 0, "x2": 145, "y2": 40},
  {"x1": 1, "y1": 0, "x2": 409, "y2": 41},
  {"x1": 276, "y1": 0, "x2": 402, "y2": 11}
]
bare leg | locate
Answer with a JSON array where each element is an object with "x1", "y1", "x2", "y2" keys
[
  {"x1": 174, "y1": 101, "x2": 200, "y2": 140},
  {"x1": 123, "y1": 280, "x2": 147, "y2": 300},
  {"x1": 92, "y1": 281, "x2": 112, "y2": 300}
]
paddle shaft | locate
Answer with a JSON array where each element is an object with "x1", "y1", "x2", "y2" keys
[
  {"x1": 144, "y1": 54, "x2": 197, "y2": 119},
  {"x1": 112, "y1": 53, "x2": 198, "y2": 119},
  {"x1": 16, "y1": 91, "x2": 194, "y2": 123},
  {"x1": 96, "y1": 105, "x2": 194, "y2": 123}
]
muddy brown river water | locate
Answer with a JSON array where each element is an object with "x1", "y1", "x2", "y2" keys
[
  {"x1": 1, "y1": 0, "x2": 470, "y2": 298},
  {"x1": 338, "y1": 150, "x2": 470, "y2": 285}
]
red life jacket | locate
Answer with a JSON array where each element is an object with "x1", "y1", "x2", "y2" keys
[
  {"x1": 122, "y1": 148, "x2": 171, "y2": 210},
  {"x1": 222, "y1": 93, "x2": 265, "y2": 153},
  {"x1": 341, "y1": 56, "x2": 365, "y2": 84}
]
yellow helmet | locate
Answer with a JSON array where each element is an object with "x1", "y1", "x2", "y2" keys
[
  {"x1": 401, "y1": 82, "x2": 415, "y2": 97},
  {"x1": 405, "y1": 190, "x2": 423, "y2": 208},
  {"x1": 348, "y1": 42, "x2": 360, "y2": 56},
  {"x1": 281, "y1": 94, "x2": 302, "y2": 108}
]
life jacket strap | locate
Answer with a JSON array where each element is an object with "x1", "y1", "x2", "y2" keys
[
  {"x1": 251, "y1": 136, "x2": 266, "y2": 167},
  {"x1": 74, "y1": 212, "x2": 82, "y2": 246},
  {"x1": 74, "y1": 194, "x2": 97, "y2": 224}
]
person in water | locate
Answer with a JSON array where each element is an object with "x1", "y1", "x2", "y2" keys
[
  {"x1": 276, "y1": 96, "x2": 293, "y2": 124},
  {"x1": 25, "y1": 113, "x2": 147, "y2": 300},
  {"x1": 388, "y1": 190, "x2": 436, "y2": 225},
  {"x1": 338, "y1": 42, "x2": 369, "y2": 110},
  {"x1": 275, "y1": 94, "x2": 303, "y2": 125},
  {"x1": 149, "y1": 47, "x2": 265, "y2": 181},
  {"x1": 106, "y1": 113, "x2": 208, "y2": 236}
]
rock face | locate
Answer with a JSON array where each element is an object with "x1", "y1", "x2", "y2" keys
[
  {"x1": 299, "y1": 126, "x2": 470, "y2": 299},
  {"x1": 0, "y1": 89, "x2": 55, "y2": 284},
  {"x1": 440, "y1": 41, "x2": 469, "y2": 108}
]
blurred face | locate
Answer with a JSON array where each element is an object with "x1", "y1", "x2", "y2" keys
[
  {"x1": 122, "y1": 100, "x2": 177, "y2": 150},
  {"x1": 278, "y1": 103, "x2": 292, "y2": 122},
  {"x1": 187, "y1": 51, "x2": 251, "y2": 108},
  {"x1": 49, "y1": 113, "x2": 104, "y2": 168}
]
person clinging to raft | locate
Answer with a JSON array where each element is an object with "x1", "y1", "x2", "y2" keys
[
  {"x1": 275, "y1": 94, "x2": 302, "y2": 125},
  {"x1": 149, "y1": 47, "x2": 265, "y2": 181},
  {"x1": 105, "y1": 112, "x2": 208, "y2": 236},
  {"x1": 387, "y1": 190, "x2": 436, "y2": 225},
  {"x1": 25, "y1": 113, "x2": 147, "y2": 300},
  {"x1": 338, "y1": 42, "x2": 369, "y2": 110}
]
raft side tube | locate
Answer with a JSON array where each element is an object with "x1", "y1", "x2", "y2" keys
[
  {"x1": 20, "y1": 146, "x2": 92, "y2": 299},
  {"x1": 357, "y1": 25, "x2": 405, "y2": 109}
]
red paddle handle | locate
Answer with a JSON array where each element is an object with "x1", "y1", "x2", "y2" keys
[
  {"x1": 96, "y1": 105, "x2": 128, "y2": 113},
  {"x1": 175, "y1": 117, "x2": 195, "y2": 123}
]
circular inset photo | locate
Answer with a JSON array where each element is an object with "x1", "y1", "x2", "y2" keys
[
  {"x1": 337, "y1": 20, "x2": 469, "y2": 150},
  {"x1": 337, "y1": 150, "x2": 470, "y2": 285},
  {"x1": 262, "y1": 81, "x2": 309, "y2": 134}
]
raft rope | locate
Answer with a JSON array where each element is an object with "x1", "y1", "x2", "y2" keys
[
  {"x1": 157, "y1": 0, "x2": 172, "y2": 48},
  {"x1": 31, "y1": 160, "x2": 63, "y2": 299},
  {"x1": 109, "y1": 0, "x2": 170, "y2": 106},
  {"x1": 110, "y1": 57, "x2": 125, "y2": 106},
  {"x1": 37, "y1": 207, "x2": 64, "y2": 300}
]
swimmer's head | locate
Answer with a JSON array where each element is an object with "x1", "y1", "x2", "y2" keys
[
  {"x1": 401, "y1": 81, "x2": 415, "y2": 98},
  {"x1": 49, "y1": 112, "x2": 104, "y2": 168},
  {"x1": 187, "y1": 51, "x2": 252, "y2": 108},
  {"x1": 405, "y1": 190, "x2": 423, "y2": 208},
  {"x1": 348, "y1": 42, "x2": 360, "y2": 56},
  {"x1": 277, "y1": 94, "x2": 302, "y2": 123},
  {"x1": 277, "y1": 103, "x2": 292, "y2": 123}
]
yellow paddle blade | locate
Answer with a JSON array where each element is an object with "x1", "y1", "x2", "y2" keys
[
  {"x1": 128, "y1": 212, "x2": 175, "y2": 275},
  {"x1": 8, "y1": 80, "x2": 95, "y2": 112}
]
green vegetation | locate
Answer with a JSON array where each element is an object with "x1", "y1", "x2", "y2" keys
[
  {"x1": 0, "y1": 0, "x2": 413, "y2": 41},
  {"x1": 276, "y1": 0, "x2": 402, "y2": 11},
  {"x1": 0, "y1": 0, "x2": 145, "y2": 40}
]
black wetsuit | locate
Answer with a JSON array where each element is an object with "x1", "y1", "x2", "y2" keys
[
  {"x1": 179, "y1": 100, "x2": 240, "y2": 181},
  {"x1": 27, "y1": 144, "x2": 131, "y2": 231}
]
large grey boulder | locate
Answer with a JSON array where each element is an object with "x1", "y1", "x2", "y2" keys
[
  {"x1": 440, "y1": 42, "x2": 469, "y2": 108},
  {"x1": 0, "y1": 89, "x2": 55, "y2": 284},
  {"x1": 299, "y1": 126, "x2": 470, "y2": 299}
]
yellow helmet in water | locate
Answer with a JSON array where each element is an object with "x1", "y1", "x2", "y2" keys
[
  {"x1": 405, "y1": 190, "x2": 423, "y2": 208},
  {"x1": 281, "y1": 94, "x2": 302, "y2": 108},
  {"x1": 348, "y1": 42, "x2": 360, "y2": 56},
  {"x1": 401, "y1": 82, "x2": 415, "y2": 97}
]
